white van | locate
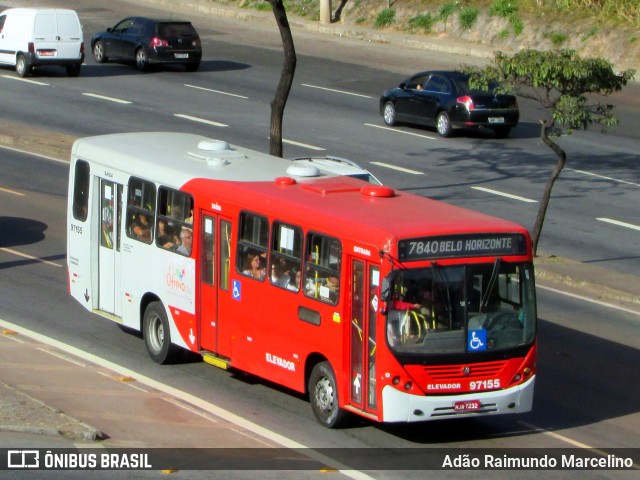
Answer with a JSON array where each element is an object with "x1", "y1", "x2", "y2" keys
[{"x1": 0, "y1": 8, "x2": 84, "y2": 77}]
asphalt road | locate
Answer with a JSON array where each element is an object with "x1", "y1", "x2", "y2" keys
[
  {"x1": 1, "y1": 144, "x2": 639, "y2": 480},
  {"x1": 0, "y1": 0, "x2": 639, "y2": 477},
  {"x1": 1, "y1": 0, "x2": 638, "y2": 275}
]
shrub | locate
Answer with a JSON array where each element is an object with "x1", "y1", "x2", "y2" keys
[
  {"x1": 459, "y1": 7, "x2": 480, "y2": 30},
  {"x1": 489, "y1": 0, "x2": 519, "y2": 18},
  {"x1": 546, "y1": 31, "x2": 569, "y2": 46},
  {"x1": 375, "y1": 8, "x2": 396, "y2": 28},
  {"x1": 408, "y1": 13, "x2": 436, "y2": 31}
]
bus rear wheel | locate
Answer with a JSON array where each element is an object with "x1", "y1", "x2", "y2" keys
[
  {"x1": 308, "y1": 361, "x2": 347, "y2": 428},
  {"x1": 143, "y1": 301, "x2": 177, "y2": 364}
]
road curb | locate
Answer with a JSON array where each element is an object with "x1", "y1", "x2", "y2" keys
[{"x1": 0, "y1": 382, "x2": 103, "y2": 442}]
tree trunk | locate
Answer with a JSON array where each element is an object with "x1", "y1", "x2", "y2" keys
[
  {"x1": 267, "y1": 0, "x2": 297, "y2": 158},
  {"x1": 531, "y1": 120, "x2": 566, "y2": 256},
  {"x1": 334, "y1": 0, "x2": 349, "y2": 22}
]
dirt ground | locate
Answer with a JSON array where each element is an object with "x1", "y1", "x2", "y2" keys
[{"x1": 241, "y1": 0, "x2": 640, "y2": 73}]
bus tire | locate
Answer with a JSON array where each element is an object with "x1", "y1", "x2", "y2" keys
[
  {"x1": 143, "y1": 301, "x2": 177, "y2": 364},
  {"x1": 308, "y1": 361, "x2": 347, "y2": 428}
]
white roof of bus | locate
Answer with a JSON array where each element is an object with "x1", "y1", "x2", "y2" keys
[{"x1": 71, "y1": 132, "x2": 345, "y2": 188}]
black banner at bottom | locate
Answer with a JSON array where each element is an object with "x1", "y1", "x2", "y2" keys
[{"x1": 2, "y1": 448, "x2": 639, "y2": 471}]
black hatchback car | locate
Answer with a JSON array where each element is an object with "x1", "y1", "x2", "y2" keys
[
  {"x1": 91, "y1": 17, "x2": 202, "y2": 72},
  {"x1": 380, "y1": 71, "x2": 519, "y2": 138}
]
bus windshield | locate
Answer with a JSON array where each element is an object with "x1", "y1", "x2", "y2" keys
[{"x1": 384, "y1": 261, "x2": 536, "y2": 355}]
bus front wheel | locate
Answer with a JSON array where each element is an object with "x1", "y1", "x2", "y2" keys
[
  {"x1": 308, "y1": 361, "x2": 347, "y2": 428},
  {"x1": 143, "y1": 301, "x2": 177, "y2": 364}
]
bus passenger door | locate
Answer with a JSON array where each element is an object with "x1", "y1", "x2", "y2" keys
[
  {"x1": 199, "y1": 212, "x2": 232, "y2": 355},
  {"x1": 98, "y1": 180, "x2": 123, "y2": 316},
  {"x1": 349, "y1": 259, "x2": 380, "y2": 417}
]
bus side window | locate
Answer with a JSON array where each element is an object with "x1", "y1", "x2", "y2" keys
[
  {"x1": 269, "y1": 222, "x2": 303, "y2": 292},
  {"x1": 72, "y1": 160, "x2": 90, "y2": 221},
  {"x1": 156, "y1": 187, "x2": 194, "y2": 254},
  {"x1": 303, "y1": 234, "x2": 341, "y2": 305},
  {"x1": 126, "y1": 177, "x2": 156, "y2": 244},
  {"x1": 236, "y1": 211, "x2": 269, "y2": 281}
]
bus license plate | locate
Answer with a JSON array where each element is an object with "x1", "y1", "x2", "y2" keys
[
  {"x1": 454, "y1": 400, "x2": 481, "y2": 412},
  {"x1": 488, "y1": 117, "x2": 504, "y2": 124}
]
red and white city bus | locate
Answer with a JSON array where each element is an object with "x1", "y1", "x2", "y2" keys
[{"x1": 67, "y1": 132, "x2": 537, "y2": 427}]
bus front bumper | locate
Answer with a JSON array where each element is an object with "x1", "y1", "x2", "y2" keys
[{"x1": 381, "y1": 376, "x2": 535, "y2": 423}]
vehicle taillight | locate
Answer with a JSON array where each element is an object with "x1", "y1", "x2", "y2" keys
[
  {"x1": 28, "y1": 42, "x2": 35, "y2": 53},
  {"x1": 150, "y1": 37, "x2": 169, "y2": 48},
  {"x1": 457, "y1": 95, "x2": 475, "y2": 110}
]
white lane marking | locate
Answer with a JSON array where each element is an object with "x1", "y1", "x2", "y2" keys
[
  {"x1": 364, "y1": 123, "x2": 437, "y2": 140},
  {"x1": 174, "y1": 114, "x2": 228, "y2": 127},
  {"x1": 301, "y1": 83, "x2": 373, "y2": 99},
  {"x1": 0, "y1": 319, "x2": 374, "y2": 480},
  {"x1": 568, "y1": 168, "x2": 640, "y2": 188},
  {"x1": 0, "y1": 247, "x2": 63, "y2": 268},
  {"x1": 82, "y1": 93, "x2": 132, "y2": 104},
  {"x1": 597, "y1": 217, "x2": 640, "y2": 232},
  {"x1": 471, "y1": 186, "x2": 538, "y2": 203},
  {"x1": 0, "y1": 144, "x2": 69, "y2": 164},
  {"x1": 1, "y1": 75, "x2": 49, "y2": 85},
  {"x1": 184, "y1": 84, "x2": 248, "y2": 99},
  {"x1": 370, "y1": 161, "x2": 424, "y2": 175},
  {"x1": 0, "y1": 186, "x2": 24, "y2": 196},
  {"x1": 536, "y1": 284, "x2": 640, "y2": 317},
  {"x1": 517, "y1": 421, "x2": 596, "y2": 449},
  {"x1": 282, "y1": 138, "x2": 325, "y2": 151}
]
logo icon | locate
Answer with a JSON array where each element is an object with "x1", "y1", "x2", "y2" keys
[{"x1": 8, "y1": 450, "x2": 40, "y2": 468}]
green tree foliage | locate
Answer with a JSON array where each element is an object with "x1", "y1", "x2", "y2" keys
[{"x1": 465, "y1": 49, "x2": 635, "y2": 255}]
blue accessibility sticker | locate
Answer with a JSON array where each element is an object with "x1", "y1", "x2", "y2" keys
[{"x1": 468, "y1": 329, "x2": 487, "y2": 351}]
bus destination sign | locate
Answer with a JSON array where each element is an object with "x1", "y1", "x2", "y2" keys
[{"x1": 398, "y1": 233, "x2": 527, "y2": 261}]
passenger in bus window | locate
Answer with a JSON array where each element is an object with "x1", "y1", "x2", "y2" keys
[
  {"x1": 318, "y1": 275, "x2": 340, "y2": 303},
  {"x1": 157, "y1": 220, "x2": 178, "y2": 249},
  {"x1": 270, "y1": 261, "x2": 291, "y2": 288},
  {"x1": 132, "y1": 213, "x2": 152, "y2": 242},
  {"x1": 243, "y1": 252, "x2": 266, "y2": 280},
  {"x1": 286, "y1": 268, "x2": 301, "y2": 292},
  {"x1": 176, "y1": 227, "x2": 193, "y2": 256}
]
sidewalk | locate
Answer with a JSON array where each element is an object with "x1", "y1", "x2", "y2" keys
[{"x1": 0, "y1": 327, "x2": 280, "y2": 447}]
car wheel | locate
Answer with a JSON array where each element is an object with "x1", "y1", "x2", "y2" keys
[
  {"x1": 436, "y1": 111, "x2": 453, "y2": 137},
  {"x1": 494, "y1": 126, "x2": 512, "y2": 138},
  {"x1": 143, "y1": 301, "x2": 178, "y2": 364},
  {"x1": 93, "y1": 41, "x2": 108, "y2": 63},
  {"x1": 66, "y1": 64, "x2": 81, "y2": 77},
  {"x1": 16, "y1": 54, "x2": 31, "y2": 78},
  {"x1": 185, "y1": 61, "x2": 200, "y2": 72},
  {"x1": 383, "y1": 101, "x2": 397, "y2": 126},
  {"x1": 135, "y1": 47, "x2": 149, "y2": 71},
  {"x1": 308, "y1": 361, "x2": 348, "y2": 428}
]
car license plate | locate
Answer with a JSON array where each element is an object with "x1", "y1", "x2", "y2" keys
[
  {"x1": 174, "y1": 53, "x2": 189, "y2": 59},
  {"x1": 488, "y1": 117, "x2": 505, "y2": 124},
  {"x1": 453, "y1": 400, "x2": 481, "y2": 412}
]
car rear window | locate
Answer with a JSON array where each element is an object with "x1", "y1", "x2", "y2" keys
[
  {"x1": 158, "y1": 22, "x2": 197, "y2": 38},
  {"x1": 454, "y1": 76, "x2": 500, "y2": 95}
]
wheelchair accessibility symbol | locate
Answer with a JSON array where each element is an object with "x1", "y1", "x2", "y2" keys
[
  {"x1": 232, "y1": 280, "x2": 241, "y2": 301},
  {"x1": 468, "y1": 330, "x2": 486, "y2": 351}
]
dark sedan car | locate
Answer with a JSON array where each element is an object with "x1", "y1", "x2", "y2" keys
[
  {"x1": 91, "y1": 17, "x2": 202, "y2": 72},
  {"x1": 379, "y1": 71, "x2": 519, "y2": 138}
]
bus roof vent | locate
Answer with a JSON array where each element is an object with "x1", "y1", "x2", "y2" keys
[
  {"x1": 187, "y1": 139, "x2": 246, "y2": 166},
  {"x1": 197, "y1": 140, "x2": 230, "y2": 152},
  {"x1": 286, "y1": 164, "x2": 321, "y2": 177}
]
